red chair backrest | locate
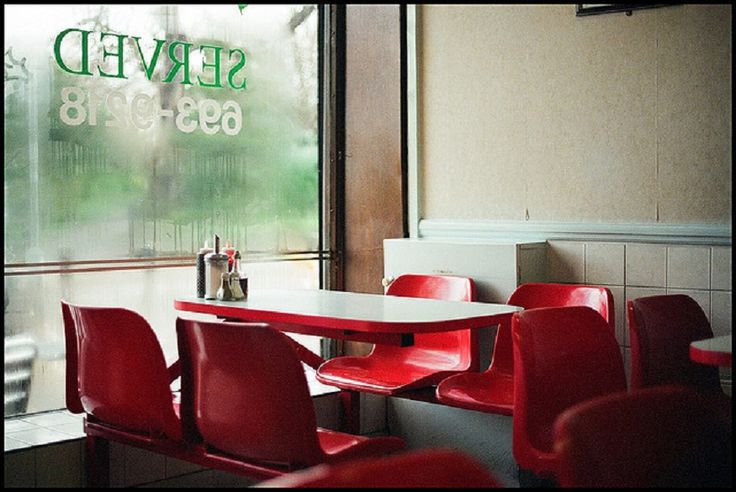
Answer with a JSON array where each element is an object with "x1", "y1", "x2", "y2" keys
[
  {"x1": 627, "y1": 294, "x2": 721, "y2": 391},
  {"x1": 374, "y1": 274, "x2": 478, "y2": 369},
  {"x1": 491, "y1": 283, "x2": 614, "y2": 374},
  {"x1": 176, "y1": 318, "x2": 324, "y2": 467},
  {"x1": 61, "y1": 301, "x2": 84, "y2": 414},
  {"x1": 512, "y1": 306, "x2": 626, "y2": 474},
  {"x1": 254, "y1": 448, "x2": 501, "y2": 488},
  {"x1": 553, "y1": 385, "x2": 732, "y2": 488},
  {"x1": 63, "y1": 302, "x2": 181, "y2": 439}
]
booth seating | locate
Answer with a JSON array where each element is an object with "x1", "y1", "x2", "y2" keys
[
  {"x1": 436, "y1": 283, "x2": 614, "y2": 415},
  {"x1": 627, "y1": 294, "x2": 723, "y2": 393},
  {"x1": 62, "y1": 301, "x2": 403, "y2": 486},
  {"x1": 316, "y1": 274, "x2": 479, "y2": 395},
  {"x1": 553, "y1": 385, "x2": 732, "y2": 488},
  {"x1": 512, "y1": 306, "x2": 627, "y2": 485},
  {"x1": 254, "y1": 448, "x2": 501, "y2": 488}
]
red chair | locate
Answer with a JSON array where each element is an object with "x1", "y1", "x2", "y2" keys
[
  {"x1": 315, "y1": 274, "x2": 479, "y2": 395},
  {"x1": 61, "y1": 301, "x2": 183, "y2": 486},
  {"x1": 436, "y1": 283, "x2": 614, "y2": 415},
  {"x1": 176, "y1": 318, "x2": 405, "y2": 470},
  {"x1": 512, "y1": 306, "x2": 626, "y2": 483},
  {"x1": 254, "y1": 448, "x2": 501, "y2": 488},
  {"x1": 553, "y1": 385, "x2": 732, "y2": 488},
  {"x1": 627, "y1": 294, "x2": 723, "y2": 393}
]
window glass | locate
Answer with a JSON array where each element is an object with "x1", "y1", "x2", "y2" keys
[{"x1": 4, "y1": 4, "x2": 322, "y2": 417}]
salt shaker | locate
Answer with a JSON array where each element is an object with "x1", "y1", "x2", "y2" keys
[
  {"x1": 229, "y1": 272, "x2": 245, "y2": 300},
  {"x1": 216, "y1": 272, "x2": 233, "y2": 301}
]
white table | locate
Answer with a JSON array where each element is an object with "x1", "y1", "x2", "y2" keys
[
  {"x1": 689, "y1": 334, "x2": 732, "y2": 367},
  {"x1": 175, "y1": 288, "x2": 521, "y2": 346}
]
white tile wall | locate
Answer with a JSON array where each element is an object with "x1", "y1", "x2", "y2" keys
[
  {"x1": 711, "y1": 246, "x2": 732, "y2": 291},
  {"x1": 549, "y1": 241, "x2": 732, "y2": 390},
  {"x1": 667, "y1": 246, "x2": 711, "y2": 290},
  {"x1": 710, "y1": 291, "x2": 733, "y2": 337},
  {"x1": 585, "y1": 242, "x2": 625, "y2": 285},
  {"x1": 625, "y1": 287, "x2": 668, "y2": 301},
  {"x1": 547, "y1": 241, "x2": 585, "y2": 283},
  {"x1": 608, "y1": 286, "x2": 626, "y2": 347},
  {"x1": 625, "y1": 244, "x2": 667, "y2": 287}
]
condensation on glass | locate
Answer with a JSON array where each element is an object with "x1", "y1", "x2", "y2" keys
[{"x1": 4, "y1": 5, "x2": 321, "y2": 417}]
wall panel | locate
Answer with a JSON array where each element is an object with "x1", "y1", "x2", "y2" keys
[{"x1": 416, "y1": 4, "x2": 731, "y2": 225}]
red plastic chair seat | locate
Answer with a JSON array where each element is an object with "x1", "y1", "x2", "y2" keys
[
  {"x1": 436, "y1": 283, "x2": 615, "y2": 415},
  {"x1": 316, "y1": 347, "x2": 470, "y2": 395},
  {"x1": 435, "y1": 370, "x2": 514, "y2": 415},
  {"x1": 316, "y1": 428, "x2": 404, "y2": 463},
  {"x1": 254, "y1": 448, "x2": 501, "y2": 488},
  {"x1": 177, "y1": 318, "x2": 405, "y2": 469},
  {"x1": 316, "y1": 274, "x2": 478, "y2": 395}
]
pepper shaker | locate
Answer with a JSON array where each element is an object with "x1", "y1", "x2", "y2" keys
[
  {"x1": 204, "y1": 234, "x2": 228, "y2": 300},
  {"x1": 229, "y1": 251, "x2": 245, "y2": 300},
  {"x1": 235, "y1": 250, "x2": 248, "y2": 298}
]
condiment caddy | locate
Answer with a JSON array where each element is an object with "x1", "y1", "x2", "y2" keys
[{"x1": 197, "y1": 234, "x2": 248, "y2": 301}]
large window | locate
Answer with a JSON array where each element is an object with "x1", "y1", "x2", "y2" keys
[{"x1": 4, "y1": 5, "x2": 325, "y2": 417}]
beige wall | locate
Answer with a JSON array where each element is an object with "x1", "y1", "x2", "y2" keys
[{"x1": 417, "y1": 4, "x2": 731, "y2": 224}]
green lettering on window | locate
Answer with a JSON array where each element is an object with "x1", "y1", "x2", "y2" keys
[
  {"x1": 54, "y1": 28, "x2": 93, "y2": 76},
  {"x1": 227, "y1": 48, "x2": 247, "y2": 91},
  {"x1": 164, "y1": 40, "x2": 194, "y2": 85},
  {"x1": 133, "y1": 36, "x2": 167, "y2": 81},
  {"x1": 197, "y1": 45, "x2": 223, "y2": 89},
  {"x1": 98, "y1": 32, "x2": 128, "y2": 79}
]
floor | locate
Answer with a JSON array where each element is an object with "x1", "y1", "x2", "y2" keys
[{"x1": 4, "y1": 410, "x2": 85, "y2": 452}]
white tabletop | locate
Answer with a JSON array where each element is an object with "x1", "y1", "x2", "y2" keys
[
  {"x1": 689, "y1": 334, "x2": 732, "y2": 367},
  {"x1": 175, "y1": 289, "x2": 522, "y2": 334}
]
